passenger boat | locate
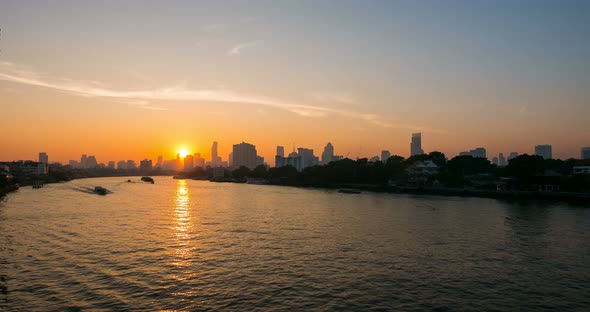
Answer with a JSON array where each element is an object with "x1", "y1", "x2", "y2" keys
[{"x1": 94, "y1": 186, "x2": 108, "y2": 195}]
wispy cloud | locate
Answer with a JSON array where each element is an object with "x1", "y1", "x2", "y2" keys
[
  {"x1": 311, "y1": 91, "x2": 358, "y2": 105},
  {"x1": 0, "y1": 62, "x2": 441, "y2": 132},
  {"x1": 227, "y1": 41, "x2": 260, "y2": 56}
]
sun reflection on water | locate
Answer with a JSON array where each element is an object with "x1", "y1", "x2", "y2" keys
[{"x1": 173, "y1": 179, "x2": 193, "y2": 267}]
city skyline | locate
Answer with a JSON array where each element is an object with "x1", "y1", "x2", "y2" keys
[{"x1": 1, "y1": 1, "x2": 589, "y2": 162}]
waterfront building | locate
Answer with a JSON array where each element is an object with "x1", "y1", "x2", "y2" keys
[
  {"x1": 459, "y1": 147, "x2": 487, "y2": 159},
  {"x1": 275, "y1": 154, "x2": 304, "y2": 171},
  {"x1": 534, "y1": 145, "x2": 552, "y2": 159},
  {"x1": 140, "y1": 159, "x2": 153, "y2": 171},
  {"x1": 499, "y1": 153, "x2": 507, "y2": 166},
  {"x1": 117, "y1": 160, "x2": 127, "y2": 170},
  {"x1": 298, "y1": 147, "x2": 319, "y2": 168},
  {"x1": 194, "y1": 153, "x2": 205, "y2": 168},
  {"x1": 508, "y1": 152, "x2": 519, "y2": 160},
  {"x1": 276, "y1": 146, "x2": 285, "y2": 158},
  {"x1": 321, "y1": 143, "x2": 334, "y2": 165},
  {"x1": 126, "y1": 160, "x2": 137, "y2": 169},
  {"x1": 183, "y1": 155, "x2": 193, "y2": 172},
  {"x1": 39, "y1": 152, "x2": 48, "y2": 164},
  {"x1": 581, "y1": 147, "x2": 590, "y2": 160},
  {"x1": 232, "y1": 142, "x2": 258, "y2": 169},
  {"x1": 381, "y1": 150, "x2": 391, "y2": 162},
  {"x1": 410, "y1": 133, "x2": 424, "y2": 156}
]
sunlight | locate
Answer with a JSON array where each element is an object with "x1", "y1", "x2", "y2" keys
[{"x1": 178, "y1": 148, "x2": 189, "y2": 158}]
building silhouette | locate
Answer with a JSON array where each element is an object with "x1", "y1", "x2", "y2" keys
[
  {"x1": 321, "y1": 143, "x2": 334, "y2": 165},
  {"x1": 276, "y1": 146, "x2": 285, "y2": 158},
  {"x1": 298, "y1": 147, "x2": 319, "y2": 168},
  {"x1": 459, "y1": 147, "x2": 487, "y2": 159},
  {"x1": 411, "y1": 133, "x2": 424, "y2": 156},
  {"x1": 211, "y1": 141, "x2": 222, "y2": 167},
  {"x1": 107, "y1": 161, "x2": 116, "y2": 169},
  {"x1": 499, "y1": 153, "x2": 507, "y2": 166},
  {"x1": 232, "y1": 142, "x2": 258, "y2": 169},
  {"x1": 193, "y1": 153, "x2": 205, "y2": 168},
  {"x1": 38, "y1": 152, "x2": 48, "y2": 164},
  {"x1": 126, "y1": 160, "x2": 137, "y2": 169},
  {"x1": 117, "y1": 160, "x2": 127, "y2": 170},
  {"x1": 581, "y1": 147, "x2": 590, "y2": 160},
  {"x1": 508, "y1": 152, "x2": 519, "y2": 160},
  {"x1": 140, "y1": 159, "x2": 153, "y2": 171},
  {"x1": 182, "y1": 155, "x2": 192, "y2": 171},
  {"x1": 87, "y1": 156, "x2": 98, "y2": 168},
  {"x1": 381, "y1": 150, "x2": 391, "y2": 162},
  {"x1": 534, "y1": 145, "x2": 552, "y2": 159}
]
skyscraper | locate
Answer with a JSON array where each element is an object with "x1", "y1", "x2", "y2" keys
[
  {"x1": 140, "y1": 159, "x2": 153, "y2": 171},
  {"x1": 321, "y1": 143, "x2": 334, "y2": 165},
  {"x1": 211, "y1": 141, "x2": 222, "y2": 166},
  {"x1": 459, "y1": 147, "x2": 486, "y2": 159},
  {"x1": 81, "y1": 154, "x2": 88, "y2": 168},
  {"x1": 492, "y1": 157, "x2": 499, "y2": 166},
  {"x1": 276, "y1": 146, "x2": 285, "y2": 157},
  {"x1": 508, "y1": 152, "x2": 519, "y2": 160},
  {"x1": 38, "y1": 152, "x2": 48, "y2": 164},
  {"x1": 183, "y1": 155, "x2": 194, "y2": 172},
  {"x1": 381, "y1": 150, "x2": 391, "y2": 162},
  {"x1": 298, "y1": 147, "x2": 319, "y2": 168},
  {"x1": 232, "y1": 142, "x2": 257, "y2": 169},
  {"x1": 498, "y1": 153, "x2": 507, "y2": 166},
  {"x1": 581, "y1": 147, "x2": 590, "y2": 160},
  {"x1": 410, "y1": 133, "x2": 424, "y2": 156},
  {"x1": 534, "y1": 145, "x2": 552, "y2": 159},
  {"x1": 87, "y1": 156, "x2": 98, "y2": 168}
]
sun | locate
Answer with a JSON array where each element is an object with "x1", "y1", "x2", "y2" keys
[{"x1": 178, "y1": 148, "x2": 189, "y2": 158}]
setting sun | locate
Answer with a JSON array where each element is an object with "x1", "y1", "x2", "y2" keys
[{"x1": 178, "y1": 148, "x2": 189, "y2": 158}]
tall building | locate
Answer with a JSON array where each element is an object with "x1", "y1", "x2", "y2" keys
[
  {"x1": 194, "y1": 153, "x2": 205, "y2": 168},
  {"x1": 117, "y1": 160, "x2": 127, "y2": 170},
  {"x1": 107, "y1": 161, "x2": 116, "y2": 169},
  {"x1": 156, "y1": 155, "x2": 163, "y2": 168},
  {"x1": 298, "y1": 147, "x2": 319, "y2": 168},
  {"x1": 87, "y1": 156, "x2": 98, "y2": 168},
  {"x1": 581, "y1": 147, "x2": 590, "y2": 160},
  {"x1": 534, "y1": 145, "x2": 552, "y2": 159},
  {"x1": 126, "y1": 160, "x2": 137, "y2": 169},
  {"x1": 38, "y1": 152, "x2": 48, "y2": 164},
  {"x1": 232, "y1": 142, "x2": 258, "y2": 169},
  {"x1": 321, "y1": 143, "x2": 334, "y2": 165},
  {"x1": 508, "y1": 152, "x2": 519, "y2": 160},
  {"x1": 459, "y1": 147, "x2": 486, "y2": 159},
  {"x1": 498, "y1": 153, "x2": 507, "y2": 166},
  {"x1": 275, "y1": 154, "x2": 304, "y2": 171},
  {"x1": 81, "y1": 154, "x2": 88, "y2": 168},
  {"x1": 256, "y1": 156, "x2": 265, "y2": 167},
  {"x1": 211, "y1": 141, "x2": 222, "y2": 166},
  {"x1": 183, "y1": 155, "x2": 193, "y2": 171},
  {"x1": 276, "y1": 146, "x2": 285, "y2": 157},
  {"x1": 140, "y1": 159, "x2": 153, "y2": 171},
  {"x1": 410, "y1": 133, "x2": 424, "y2": 156},
  {"x1": 381, "y1": 150, "x2": 391, "y2": 162},
  {"x1": 492, "y1": 157, "x2": 499, "y2": 166}
]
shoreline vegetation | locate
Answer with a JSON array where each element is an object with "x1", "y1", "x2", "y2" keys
[{"x1": 2, "y1": 153, "x2": 589, "y2": 204}]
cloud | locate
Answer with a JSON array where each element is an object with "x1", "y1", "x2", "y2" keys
[
  {"x1": 311, "y1": 91, "x2": 358, "y2": 105},
  {"x1": 0, "y1": 62, "x2": 440, "y2": 132},
  {"x1": 227, "y1": 41, "x2": 260, "y2": 56}
]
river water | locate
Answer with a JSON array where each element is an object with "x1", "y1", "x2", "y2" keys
[{"x1": 1, "y1": 177, "x2": 589, "y2": 311}]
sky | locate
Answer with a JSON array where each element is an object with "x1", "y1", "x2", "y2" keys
[{"x1": 1, "y1": 0, "x2": 589, "y2": 163}]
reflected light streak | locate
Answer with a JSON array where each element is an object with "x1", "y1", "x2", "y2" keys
[{"x1": 173, "y1": 179, "x2": 193, "y2": 267}]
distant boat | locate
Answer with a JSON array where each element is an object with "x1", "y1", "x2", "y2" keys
[
  {"x1": 94, "y1": 186, "x2": 108, "y2": 195},
  {"x1": 337, "y1": 188, "x2": 362, "y2": 194},
  {"x1": 141, "y1": 176, "x2": 155, "y2": 183}
]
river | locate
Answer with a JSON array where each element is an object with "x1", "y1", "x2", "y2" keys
[{"x1": 1, "y1": 177, "x2": 589, "y2": 311}]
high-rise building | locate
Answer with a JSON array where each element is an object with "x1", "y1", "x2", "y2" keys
[
  {"x1": 211, "y1": 141, "x2": 222, "y2": 166},
  {"x1": 156, "y1": 155, "x2": 163, "y2": 168},
  {"x1": 232, "y1": 142, "x2": 258, "y2": 169},
  {"x1": 508, "y1": 152, "x2": 519, "y2": 160},
  {"x1": 498, "y1": 153, "x2": 507, "y2": 166},
  {"x1": 276, "y1": 146, "x2": 285, "y2": 158},
  {"x1": 492, "y1": 157, "x2": 499, "y2": 166},
  {"x1": 534, "y1": 145, "x2": 552, "y2": 159},
  {"x1": 140, "y1": 159, "x2": 153, "y2": 171},
  {"x1": 81, "y1": 154, "x2": 88, "y2": 168},
  {"x1": 410, "y1": 133, "x2": 424, "y2": 156},
  {"x1": 183, "y1": 155, "x2": 193, "y2": 171},
  {"x1": 38, "y1": 152, "x2": 48, "y2": 164},
  {"x1": 256, "y1": 156, "x2": 265, "y2": 167},
  {"x1": 126, "y1": 160, "x2": 137, "y2": 169},
  {"x1": 581, "y1": 147, "x2": 590, "y2": 160},
  {"x1": 459, "y1": 147, "x2": 486, "y2": 159},
  {"x1": 117, "y1": 160, "x2": 127, "y2": 170},
  {"x1": 87, "y1": 156, "x2": 98, "y2": 168},
  {"x1": 275, "y1": 154, "x2": 304, "y2": 171},
  {"x1": 107, "y1": 161, "x2": 116, "y2": 169},
  {"x1": 298, "y1": 147, "x2": 319, "y2": 168},
  {"x1": 321, "y1": 143, "x2": 334, "y2": 165},
  {"x1": 194, "y1": 153, "x2": 205, "y2": 168},
  {"x1": 381, "y1": 150, "x2": 391, "y2": 162}
]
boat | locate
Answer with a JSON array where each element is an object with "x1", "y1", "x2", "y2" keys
[
  {"x1": 141, "y1": 176, "x2": 155, "y2": 183},
  {"x1": 337, "y1": 188, "x2": 362, "y2": 194},
  {"x1": 93, "y1": 186, "x2": 108, "y2": 195}
]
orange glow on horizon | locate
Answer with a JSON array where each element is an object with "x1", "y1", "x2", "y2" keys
[{"x1": 178, "y1": 148, "x2": 189, "y2": 158}]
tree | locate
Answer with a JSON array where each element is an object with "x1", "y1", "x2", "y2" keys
[
  {"x1": 232, "y1": 166, "x2": 252, "y2": 178},
  {"x1": 505, "y1": 154, "x2": 544, "y2": 181}
]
